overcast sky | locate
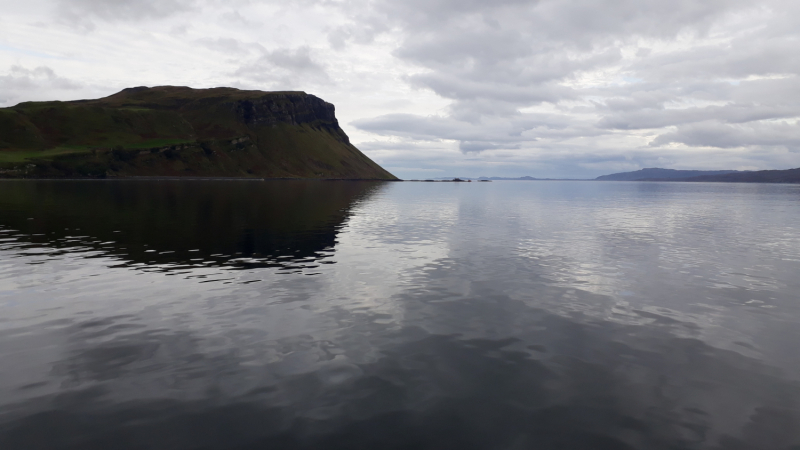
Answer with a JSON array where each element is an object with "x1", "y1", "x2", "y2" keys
[{"x1": 1, "y1": 0, "x2": 799, "y2": 178}]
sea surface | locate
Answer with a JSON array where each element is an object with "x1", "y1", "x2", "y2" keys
[{"x1": 0, "y1": 179, "x2": 799, "y2": 450}]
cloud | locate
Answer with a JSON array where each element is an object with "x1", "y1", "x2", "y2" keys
[
  {"x1": 353, "y1": 108, "x2": 607, "y2": 155},
  {"x1": 233, "y1": 46, "x2": 330, "y2": 89},
  {"x1": 195, "y1": 37, "x2": 263, "y2": 56},
  {"x1": 56, "y1": 0, "x2": 196, "y2": 30},
  {"x1": 0, "y1": 65, "x2": 83, "y2": 106},
  {"x1": 651, "y1": 120, "x2": 800, "y2": 150},
  {"x1": 326, "y1": 0, "x2": 800, "y2": 176},
  {"x1": 629, "y1": 39, "x2": 800, "y2": 82},
  {"x1": 219, "y1": 10, "x2": 260, "y2": 28},
  {"x1": 598, "y1": 103, "x2": 800, "y2": 130}
]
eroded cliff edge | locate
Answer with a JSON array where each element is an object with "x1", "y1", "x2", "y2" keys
[{"x1": 0, "y1": 86, "x2": 397, "y2": 180}]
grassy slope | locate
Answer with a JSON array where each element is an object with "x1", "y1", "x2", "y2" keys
[{"x1": 0, "y1": 87, "x2": 396, "y2": 180}]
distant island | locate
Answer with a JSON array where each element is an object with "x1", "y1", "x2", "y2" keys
[
  {"x1": 428, "y1": 167, "x2": 800, "y2": 184},
  {"x1": 0, "y1": 86, "x2": 397, "y2": 180},
  {"x1": 431, "y1": 176, "x2": 582, "y2": 181},
  {"x1": 595, "y1": 168, "x2": 740, "y2": 181},
  {"x1": 595, "y1": 167, "x2": 800, "y2": 183}
]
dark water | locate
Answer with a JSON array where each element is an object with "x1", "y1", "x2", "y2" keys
[{"x1": 1, "y1": 180, "x2": 799, "y2": 450}]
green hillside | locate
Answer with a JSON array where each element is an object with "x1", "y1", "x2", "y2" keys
[{"x1": 0, "y1": 86, "x2": 397, "y2": 180}]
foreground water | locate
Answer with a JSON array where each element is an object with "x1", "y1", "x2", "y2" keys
[{"x1": 0, "y1": 179, "x2": 799, "y2": 450}]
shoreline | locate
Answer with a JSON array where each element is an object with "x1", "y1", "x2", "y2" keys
[{"x1": 0, "y1": 176, "x2": 402, "y2": 182}]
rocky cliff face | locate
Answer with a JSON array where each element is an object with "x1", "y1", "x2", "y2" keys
[
  {"x1": 232, "y1": 94, "x2": 350, "y2": 143},
  {"x1": 0, "y1": 86, "x2": 396, "y2": 180}
]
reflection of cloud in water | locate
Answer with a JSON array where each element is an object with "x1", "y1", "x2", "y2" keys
[
  {"x1": 2, "y1": 301, "x2": 799, "y2": 450},
  {"x1": 324, "y1": 188, "x2": 460, "y2": 321},
  {"x1": 509, "y1": 183, "x2": 800, "y2": 299}
]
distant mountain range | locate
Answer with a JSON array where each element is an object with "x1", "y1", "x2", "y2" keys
[
  {"x1": 433, "y1": 176, "x2": 579, "y2": 181},
  {"x1": 596, "y1": 167, "x2": 800, "y2": 183},
  {"x1": 477, "y1": 176, "x2": 566, "y2": 181},
  {"x1": 431, "y1": 167, "x2": 800, "y2": 184},
  {"x1": 596, "y1": 168, "x2": 740, "y2": 181}
]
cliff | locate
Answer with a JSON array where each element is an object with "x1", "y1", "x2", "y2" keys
[{"x1": 0, "y1": 86, "x2": 397, "y2": 180}]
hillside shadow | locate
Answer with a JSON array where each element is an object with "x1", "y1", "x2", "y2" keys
[{"x1": 0, "y1": 179, "x2": 386, "y2": 271}]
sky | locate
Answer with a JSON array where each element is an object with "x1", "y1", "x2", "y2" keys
[{"x1": 1, "y1": 0, "x2": 799, "y2": 179}]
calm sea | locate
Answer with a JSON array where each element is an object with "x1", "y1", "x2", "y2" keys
[{"x1": 1, "y1": 179, "x2": 799, "y2": 450}]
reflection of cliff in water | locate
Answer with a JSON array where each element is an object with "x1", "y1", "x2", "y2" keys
[{"x1": 0, "y1": 180, "x2": 387, "y2": 270}]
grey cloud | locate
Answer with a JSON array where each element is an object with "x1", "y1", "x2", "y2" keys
[
  {"x1": 234, "y1": 46, "x2": 330, "y2": 88},
  {"x1": 651, "y1": 121, "x2": 800, "y2": 150},
  {"x1": 375, "y1": 0, "x2": 755, "y2": 59},
  {"x1": 219, "y1": 10, "x2": 259, "y2": 28},
  {"x1": 459, "y1": 141, "x2": 520, "y2": 152},
  {"x1": 340, "y1": 0, "x2": 794, "y2": 162},
  {"x1": 359, "y1": 122, "x2": 800, "y2": 178},
  {"x1": 407, "y1": 74, "x2": 575, "y2": 106},
  {"x1": 394, "y1": 27, "x2": 535, "y2": 67},
  {"x1": 353, "y1": 111, "x2": 595, "y2": 153},
  {"x1": 592, "y1": 76, "x2": 800, "y2": 115},
  {"x1": 266, "y1": 48, "x2": 325, "y2": 74},
  {"x1": 375, "y1": 137, "x2": 796, "y2": 180},
  {"x1": 731, "y1": 77, "x2": 800, "y2": 105},
  {"x1": 354, "y1": 114, "x2": 496, "y2": 141},
  {"x1": 599, "y1": 104, "x2": 800, "y2": 130},
  {"x1": 196, "y1": 38, "x2": 264, "y2": 56},
  {"x1": 328, "y1": 22, "x2": 387, "y2": 50},
  {"x1": 527, "y1": 0, "x2": 753, "y2": 44},
  {"x1": 350, "y1": 0, "x2": 800, "y2": 175},
  {"x1": 390, "y1": 13, "x2": 623, "y2": 113},
  {"x1": 56, "y1": 0, "x2": 196, "y2": 30},
  {"x1": 598, "y1": 93, "x2": 671, "y2": 113},
  {"x1": 170, "y1": 24, "x2": 190, "y2": 35},
  {"x1": 378, "y1": 0, "x2": 749, "y2": 39},
  {"x1": 0, "y1": 65, "x2": 82, "y2": 106},
  {"x1": 631, "y1": 39, "x2": 800, "y2": 82}
]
